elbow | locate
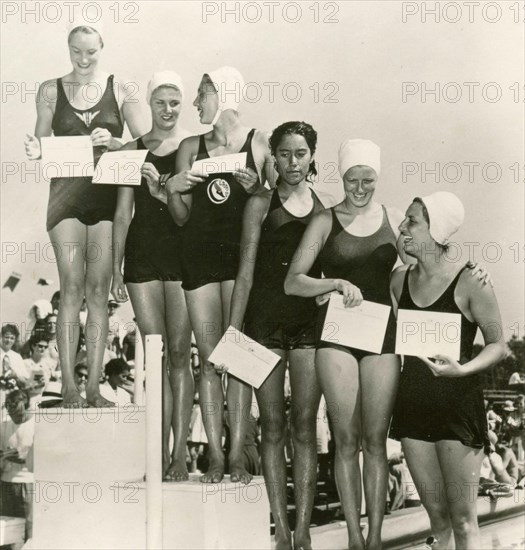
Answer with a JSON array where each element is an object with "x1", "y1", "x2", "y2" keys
[
  {"x1": 283, "y1": 275, "x2": 296, "y2": 296},
  {"x1": 174, "y1": 217, "x2": 188, "y2": 227}
]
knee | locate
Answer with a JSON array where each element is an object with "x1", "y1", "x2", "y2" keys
[
  {"x1": 261, "y1": 418, "x2": 287, "y2": 446},
  {"x1": 290, "y1": 411, "x2": 317, "y2": 446},
  {"x1": 60, "y1": 278, "x2": 84, "y2": 305},
  {"x1": 167, "y1": 341, "x2": 190, "y2": 371},
  {"x1": 85, "y1": 279, "x2": 111, "y2": 307},
  {"x1": 334, "y1": 429, "x2": 361, "y2": 459},
  {"x1": 361, "y1": 430, "x2": 387, "y2": 457},
  {"x1": 450, "y1": 510, "x2": 478, "y2": 538}
]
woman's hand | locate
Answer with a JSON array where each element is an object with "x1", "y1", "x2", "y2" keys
[
  {"x1": 334, "y1": 279, "x2": 363, "y2": 307},
  {"x1": 466, "y1": 261, "x2": 493, "y2": 287},
  {"x1": 210, "y1": 362, "x2": 228, "y2": 375},
  {"x1": 24, "y1": 134, "x2": 41, "y2": 160},
  {"x1": 234, "y1": 167, "x2": 259, "y2": 193},
  {"x1": 316, "y1": 291, "x2": 335, "y2": 307},
  {"x1": 111, "y1": 272, "x2": 128, "y2": 303},
  {"x1": 418, "y1": 354, "x2": 464, "y2": 377},
  {"x1": 165, "y1": 171, "x2": 205, "y2": 194},
  {"x1": 90, "y1": 127, "x2": 117, "y2": 149},
  {"x1": 142, "y1": 162, "x2": 162, "y2": 197}
]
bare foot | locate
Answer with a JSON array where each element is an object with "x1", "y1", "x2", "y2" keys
[
  {"x1": 348, "y1": 533, "x2": 366, "y2": 550},
  {"x1": 229, "y1": 459, "x2": 252, "y2": 485},
  {"x1": 165, "y1": 457, "x2": 189, "y2": 482},
  {"x1": 200, "y1": 457, "x2": 225, "y2": 484},
  {"x1": 293, "y1": 531, "x2": 312, "y2": 550},
  {"x1": 86, "y1": 390, "x2": 116, "y2": 408},
  {"x1": 366, "y1": 536, "x2": 382, "y2": 550},
  {"x1": 62, "y1": 388, "x2": 88, "y2": 408},
  {"x1": 274, "y1": 529, "x2": 292, "y2": 550},
  {"x1": 163, "y1": 450, "x2": 171, "y2": 480}
]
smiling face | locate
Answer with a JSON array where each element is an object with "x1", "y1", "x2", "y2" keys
[
  {"x1": 342, "y1": 165, "x2": 378, "y2": 209},
  {"x1": 150, "y1": 86, "x2": 182, "y2": 130},
  {"x1": 274, "y1": 133, "x2": 313, "y2": 186},
  {"x1": 68, "y1": 30, "x2": 102, "y2": 76},
  {"x1": 32, "y1": 339, "x2": 49, "y2": 361},
  {"x1": 1, "y1": 330, "x2": 16, "y2": 352},
  {"x1": 193, "y1": 75, "x2": 218, "y2": 125},
  {"x1": 398, "y1": 201, "x2": 434, "y2": 258}
]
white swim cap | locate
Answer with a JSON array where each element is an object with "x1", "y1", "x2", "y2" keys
[
  {"x1": 338, "y1": 139, "x2": 381, "y2": 178},
  {"x1": 67, "y1": 16, "x2": 104, "y2": 40},
  {"x1": 419, "y1": 192, "x2": 465, "y2": 245},
  {"x1": 146, "y1": 71, "x2": 185, "y2": 104},
  {"x1": 205, "y1": 66, "x2": 245, "y2": 125}
]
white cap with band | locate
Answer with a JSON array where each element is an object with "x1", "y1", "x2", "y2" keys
[
  {"x1": 419, "y1": 191, "x2": 465, "y2": 245},
  {"x1": 205, "y1": 66, "x2": 245, "y2": 126},
  {"x1": 67, "y1": 16, "x2": 104, "y2": 38},
  {"x1": 338, "y1": 139, "x2": 381, "y2": 178},
  {"x1": 146, "y1": 71, "x2": 185, "y2": 104}
]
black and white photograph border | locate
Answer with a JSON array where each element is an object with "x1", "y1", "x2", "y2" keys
[{"x1": 0, "y1": 1, "x2": 524, "y2": 549}]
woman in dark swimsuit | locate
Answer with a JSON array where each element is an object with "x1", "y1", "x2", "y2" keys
[
  {"x1": 165, "y1": 66, "x2": 277, "y2": 484},
  {"x1": 390, "y1": 193, "x2": 506, "y2": 550},
  {"x1": 112, "y1": 72, "x2": 192, "y2": 480},
  {"x1": 24, "y1": 23, "x2": 144, "y2": 407},
  {"x1": 227, "y1": 121, "x2": 334, "y2": 550}
]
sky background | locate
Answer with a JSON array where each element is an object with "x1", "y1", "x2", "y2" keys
[{"x1": 1, "y1": 1, "x2": 523, "y2": 341}]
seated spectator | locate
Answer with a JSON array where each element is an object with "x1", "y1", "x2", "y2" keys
[
  {"x1": 38, "y1": 381, "x2": 63, "y2": 408},
  {"x1": 508, "y1": 371, "x2": 525, "y2": 391},
  {"x1": 499, "y1": 400, "x2": 523, "y2": 449},
  {"x1": 480, "y1": 430, "x2": 519, "y2": 489},
  {"x1": 43, "y1": 313, "x2": 60, "y2": 374},
  {"x1": 242, "y1": 413, "x2": 261, "y2": 476},
  {"x1": 1, "y1": 325, "x2": 30, "y2": 419},
  {"x1": 99, "y1": 358, "x2": 132, "y2": 406},
  {"x1": 0, "y1": 390, "x2": 35, "y2": 542},
  {"x1": 485, "y1": 399, "x2": 502, "y2": 432},
  {"x1": 74, "y1": 363, "x2": 88, "y2": 398},
  {"x1": 26, "y1": 299, "x2": 53, "y2": 340},
  {"x1": 75, "y1": 336, "x2": 116, "y2": 376},
  {"x1": 388, "y1": 452, "x2": 421, "y2": 512},
  {"x1": 50, "y1": 291, "x2": 60, "y2": 315}
]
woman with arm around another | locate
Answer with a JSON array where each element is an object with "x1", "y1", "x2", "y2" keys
[
  {"x1": 165, "y1": 66, "x2": 277, "y2": 484},
  {"x1": 23, "y1": 20, "x2": 145, "y2": 407},
  {"x1": 389, "y1": 193, "x2": 506, "y2": 550},
  {"x1": 111, "y1": 72, "x2": 193, "y2": 480}
]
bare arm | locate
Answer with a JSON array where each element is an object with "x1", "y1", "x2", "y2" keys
[{"x1": 229, "y1": 194, "x2": 270, "y2": 330}]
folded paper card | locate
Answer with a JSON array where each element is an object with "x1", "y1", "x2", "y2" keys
[
  {"x1": 41, "y1": 136, "x2": 94, "y2": 178},
  {"x1": 92, "y1": 149, "x2": 149, "y2": 185}
]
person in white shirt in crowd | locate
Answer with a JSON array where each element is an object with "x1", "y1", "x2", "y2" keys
[
  {"x1": 1, "y1": 325, "x2": 30, "y2": 419},
  {"x1": 0, "y1": 390, "x2": 35, "y2": 542},
  {"x1": 99, "y1": 358, "x2": 132, "y2": 406}
]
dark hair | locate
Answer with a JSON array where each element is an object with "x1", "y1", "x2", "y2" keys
[
  {"x1": 2, "y1": 324, "x2": 19, "y2": 338},
  {"x1": 29, "y1": 335, "x2": 50, "y2": 352},
  {"x1": 269, "y1": 121, "x2": 318, "y2": 183},
  {"x1": 74, "y1": 363, "x2": 88, "y2": 374},
  {"x1": 6, "y1": 389, "x2": 30, "y2": 410},
  {"x1": 105, "y1": 358, "x2": 130, "y2": 377},
  {"x1": 45, "y1": 313, "x2": 57, "y2": 323},
  {"x1": 68, "y1": 26, "x2": 104, "y2": 48}
]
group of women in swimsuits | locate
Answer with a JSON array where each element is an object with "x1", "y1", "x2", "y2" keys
[{"x1": 24, "y1": 22, "x2": 507, "y2": 550}]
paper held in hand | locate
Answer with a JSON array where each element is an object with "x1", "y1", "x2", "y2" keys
[
  {"x1": 92, "y1": 149, "x2": 149, "y2": 185},
  {"x1": 395, "y1": 309, "x2": 461, "y2": 360},
  {"x1": 321, "y1": 294, "x2": 391, "y2": 354},
  {"x1": 41, "y1": 136, "x2": 94, "y2": 178},
  {"x1": 191, "y1": 152, "x2": 247, "y2": 177},
  {"x1": 208, "y1": 326, "x2": 281, "y2": 389}
]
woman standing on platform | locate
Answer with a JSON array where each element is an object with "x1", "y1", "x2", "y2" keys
[
  {"x1": 389, "y1": 193, "x2": 506, "y2": 550},
  {"x1": 165, "y1": 66, "x2": 277, "y2": 484},
  {"x1": 111, "y1": 71, "x2": 193, "y2": 480},
  {"x1": 23, "y1": 21, "x2": 145, "y2": 407},
  {"x1": 284, "y1": 139, "x2": 404, "y2": 550},
  {"x1": 225, "y1": 121, "x2": 334, "y2": 550}
]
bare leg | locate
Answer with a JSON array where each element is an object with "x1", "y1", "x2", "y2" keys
[
  {"x1": 255, "y1": 351, "x2": 291, "y2": 549},
  {"x1": 359, "y1": 354, "x2": 400, "y2": 550},
  {"x1": 84, "y1": 222, "x2": 117, "y2": 407},
  {"x1": 221, "y1": 281, "x2": 253, "y2": 485},
  {"x1": 164, "y1": 281, "x2": 193, "y2": 481},
  {"x1": 402, "y1": 439, "x2": 454, "y2": 550},
  {"x1": 48, "y1": 219, "x2": 87, "y2": 407},
  {"x1": 288, "y1": 348, "x2": 321, "y2": 550},
  {"x1": 185, "y1": 283, "x2": 226, "y2": 483},
  {"x1": 436, "y1": 441, "x2": 484, "y2": 550},
  {"x1": 316, "y1": 348, "x2": 365, "y2": 550},
  {"x1": 127, "y1": 281, "x2": 172, "y2": 473}
]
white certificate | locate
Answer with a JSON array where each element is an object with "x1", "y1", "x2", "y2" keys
[
  {"x1": 395, "y1": 309, "x2": 461, "y2": 360},
  {"x1": 41, "y1": 136, "x2": 94, "y2": 178},
  {"x1": 321, "y1": 294, "x2": 391, "y2": 354},
  {"x1": 208, "y1": 326, "x2": 281, "y2": 389},
  {"x1": 191, "y1": 152, "x2": 247, "y2": 177},
  {"x1": 92, "y1": 149, "x2": 149, "y2": 185}
]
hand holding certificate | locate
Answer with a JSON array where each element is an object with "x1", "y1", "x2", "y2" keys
[
  {"x1": 208, "y1": 327, "x2": 281, "y2": 388},
  {"x1": 41, "y1": 136, "x2": 94, "y2": 179},
  {"x1": 92, "y1": 149, "x2": 149, "y2": 186},
  {"x1": 191, "y1": 152, "x2": 247, "y2": 177},
  {"x1": 395, "y1": 309, "x2": 461, "y2": 361},
  {"x1": 321, "y1": 294, "x2": 391, "y2": 354}
]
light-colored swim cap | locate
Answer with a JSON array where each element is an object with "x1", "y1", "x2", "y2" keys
[
  {"x1": 146, "y1": 71, "x2": 185, "y2": 104},
  {"x1": 205, "y1": 66, "x2": 245, "y2": 125},
  {"x1": 419, "y1": 191, "x2": 465, "y2": 245},
  {"x1": 67, "y1": 16, "x2": 104, "y2": 39},
  {"x1": 338, "y1": 139, "x2": 381, "y2": 178}
]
